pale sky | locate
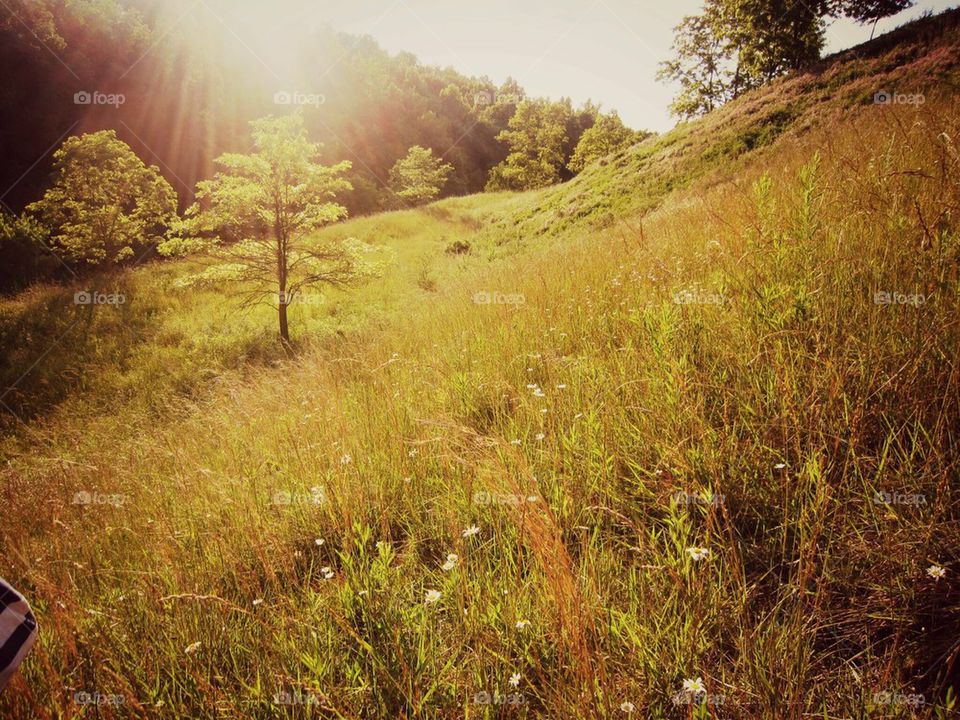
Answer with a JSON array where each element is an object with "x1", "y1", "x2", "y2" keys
[{"x1": 213, "y1": 0, "x2": 957, "y2": 133}]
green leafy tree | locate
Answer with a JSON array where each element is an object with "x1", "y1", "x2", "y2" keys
[
  {"x1": 486, "y1": 100, "x2": 570, "y2": 191},
  {"x1": 568, "y1": 111, "x2": 644, "y2": 173},
  {"x1": 160, "y1": 114, "x2": 378, "y2": 345},
  {"x1": 660, "y1": 0, "x2": 915, "y2": 119},
  {"x1": 388, "y1": 146, "x2": 454, "y2": 205},
  {"x1": 26, "y1": 130, "x2": 177, "y2": 266}
]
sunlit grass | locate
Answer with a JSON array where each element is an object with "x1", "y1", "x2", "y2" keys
[{"x1": 3, "y1": 93, "x2": 960, "y2": 720}]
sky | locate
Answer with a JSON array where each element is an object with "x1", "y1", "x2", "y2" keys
[{"x1": 218, "y1": 0, "x2": 957, "y2": 133}]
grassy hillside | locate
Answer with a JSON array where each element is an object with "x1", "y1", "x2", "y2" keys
[{"x1": 3, "y1": 11, "x2": 960, "y2": 720}]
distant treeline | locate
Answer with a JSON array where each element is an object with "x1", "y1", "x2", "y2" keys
[{"x1": 0, "y1": 0, "x2": 648, "y2": 292}]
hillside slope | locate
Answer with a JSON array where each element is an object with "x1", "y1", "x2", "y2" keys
[{"x1": 2, "y1": 11, "x2": 960, "y2": 719}]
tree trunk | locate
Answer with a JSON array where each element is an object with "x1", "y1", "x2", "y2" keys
[{"x1": 278, "y1": 299, "x2": 290, "y2": 345}]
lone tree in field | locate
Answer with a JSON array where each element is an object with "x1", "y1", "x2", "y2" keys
[
  {"x1": 160, "y1": 114, "x2": 377, "y2": 344},
  {"x1": 388, "y1": 145, "x2": 454, "y2": 205},
  {"x1": 27, "y1": 130, "x2": 177, "y2": 266}
]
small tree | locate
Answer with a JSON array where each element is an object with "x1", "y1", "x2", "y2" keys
[
  {"x1": 27, "y1": 130, "x2": 177, "y2": 266},
  {"x1": 388, "y1": 145, "x2": 454, "y2": 205},
  {"x1": 568, "y1": 112, "x2": 644, "y2": 173},
  {"x1": 160, "y1": 114, "x2": 377, "y2": 344}
]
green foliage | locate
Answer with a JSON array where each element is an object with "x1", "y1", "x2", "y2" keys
[
  {"x1": 568, "y1": 111, "x2": 643, "y2": 173},
  {"x1": 486, "y1": 100, "x2": 570, "y2": 191},
  {"x1": 660, "y1": 0, "x2": 915, "y2": 118},
  {"x1": 388, "y1": 146, "x2": 454, "y2": 206},
  {"x1": 0, "y1": 212, "x2": 55, "y2": 291},
  {"x1": 162, "y1": 113, "x2": 379, "y2": 342},
  {"x1": 25, "y1": 130, "x2": 177, "y2": 267}
]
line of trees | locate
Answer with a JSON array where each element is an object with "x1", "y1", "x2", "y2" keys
[{"x1": 658, "y1": 0, "x2": 915, "y2": 118}]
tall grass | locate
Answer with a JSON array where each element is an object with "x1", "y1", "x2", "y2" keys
[{"x1": 2, "y1": 89, "x2": 960, "y2": 720}]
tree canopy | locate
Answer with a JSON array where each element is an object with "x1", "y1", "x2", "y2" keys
[
  {"x1": 26, "y1": 130, "x2": 177, "y2": 266},
  {"x1": 161, "y1": 114, "x2": 378, "y2": 343},
  {"x1": 388, "y1": 146, "x2": 454, "y2": 206},
  {"x1": 659, "y1": 0, "x2": 915, "y2": 119},
  {"x1": 569, "y1": 111, "x2": 643, "y2": 173}
]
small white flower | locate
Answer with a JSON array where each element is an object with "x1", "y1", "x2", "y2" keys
[
  {"x1": 424, "y1": 589, "x2": 442, "y2": 604},
  {"x1": 252, "y1": 598, "x2": 264, "y2": 607},
  {"x1": 682, "y1": 677, "x2": 706, "y2": 695},
  {"x1": 441, "y1": 553, "x2": 459, "y2": 571},
  {"x1": 314, "y1": 538, "x2": 324, "y2": 546},
  {"x1": 462, "y1": 524, "x2": 481, "y2": 538},
  {"x1": 184, "y1": 641, "x2": 202, "y2": 655},
  {"x1": 773, "y1": 462, "x2": 786, "y2": 470},
  {"x1": 526, "y1": 495, "x2": 539, "y2": 502},
  {"x1": 533, "y1": 388, "x2": 545, "y2": 397},
  {"x1": 340, "y1": 454, "x2": 352, "y2": 465},
  {"x1": 620, "y1": 701, "x2": 636, "y2": 713},
  {"x1": 515, "y1": 619, "x2": 531, "y2": 630},
  {"x1": 535, "y1": 433, "x2": 545, "y2": 441},
  {"x1": 927, "y1": 564, "x2": 946, "y2": 580},
  {"x1": 320, "y1": 566, "x2": 335, "y2": 580},
  {"x1": 509, "y1": 672, "x2": 521, "y2": 687},
  {"x1": 510, "y1": 439, "x2": 522, "y2": 445},
  {"x1": 408, "y1": 449, "x2": 418, "y2": 458},
  {"x1": 686, "y1": 547, "x2": 710, "y2": 562}
]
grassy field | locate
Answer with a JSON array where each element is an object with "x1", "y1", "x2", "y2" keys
[{"x1": 3, "y1": 15, "x2": 960, "y2": 720}]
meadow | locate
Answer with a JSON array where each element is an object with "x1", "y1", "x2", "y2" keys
[{"x1": 2, "y1": 14, "x2": 960, "y2": 720}]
